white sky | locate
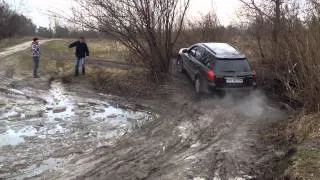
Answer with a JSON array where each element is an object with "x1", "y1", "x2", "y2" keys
[{"x1": 5, "y1": 0, "x2": 241, "y2": 27}]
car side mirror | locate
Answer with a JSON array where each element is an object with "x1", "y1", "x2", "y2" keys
[{"x1": 181, "y1": 48, "x2": 188, "y2": 53}]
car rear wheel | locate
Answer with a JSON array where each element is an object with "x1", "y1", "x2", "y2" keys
[
  {"x1": 195, "y1": 78, "x2": 201, "y2": 93},
  {"x1": 195, "y1": 76, "x2": 210, "y2": 94},
  {"x1": 176, "y1": 57, "x2": 184, "y2": 73}
]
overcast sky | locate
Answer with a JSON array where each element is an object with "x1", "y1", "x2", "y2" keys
[{"x1": 5, "y1": 0, "x2": 241, "y2": 27}]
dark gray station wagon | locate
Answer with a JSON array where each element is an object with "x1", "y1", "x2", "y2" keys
[{"x1": 177, "y1": 43, "x2": 257, "y2": 94}]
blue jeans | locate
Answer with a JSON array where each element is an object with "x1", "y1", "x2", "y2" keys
[
  {"x1": 75, "y1": 57, "x2": 86, "y2": 75},
  {"x1": 33, "y1": 56, "x2": 40, "y2": 77}
]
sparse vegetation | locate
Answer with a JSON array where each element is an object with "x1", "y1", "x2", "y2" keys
[
  {"x1": 71, "y1": 0, "x2": 190, "y2": 81},
  {"x1": 287, "y1": 149, "x2": 320, "y2": 180}
]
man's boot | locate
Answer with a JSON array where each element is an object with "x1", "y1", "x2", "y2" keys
[
  {"x1": 82, "y1": 65, "x2": 85, "y2": 75},
  {"x1": 75, "y1": 68, "x2": 79, "y2": 76}
]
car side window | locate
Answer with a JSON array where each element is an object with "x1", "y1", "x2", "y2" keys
[
  {"x1": 189, "y1": 47, "x2": 197, "y2": 57},
  {"x1": 200, "y1": 52, "x2": 211, "y2": 64},
  {"x1": 195, "y1": 48, "x2": 202, "y2": 60},
  {"x1": 189, "y1": 46, "x2": 203, "y2": 60}
]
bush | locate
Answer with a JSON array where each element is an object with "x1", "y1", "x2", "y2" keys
[{"x1": 238, "y1": 0, "x2": 320, "y2": 112}]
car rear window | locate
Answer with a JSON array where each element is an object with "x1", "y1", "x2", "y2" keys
[{"x1": 214, "y1": 59, "x2": 251, "y2": 73}]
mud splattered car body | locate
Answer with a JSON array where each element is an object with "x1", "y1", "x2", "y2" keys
[{"x1": 177, "y1": 43, "x2": 257, "y2": 94}]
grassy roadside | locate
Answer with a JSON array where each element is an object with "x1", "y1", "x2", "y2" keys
[
  {"x1": 282, "y1": 112, "x2": 320, "y2": 179},
  {"x1": 1, "y1": 38, "x2": 153, "y2": 96},
  {"x1": 287, "y1": 149, "x2": 320, "y2": 179},
  {"x1": 1, "y1": 38, "x2": 127, "y2": 78},
  {"x1": 40, "y1": 38, "x2": 129, "y2": 62}
]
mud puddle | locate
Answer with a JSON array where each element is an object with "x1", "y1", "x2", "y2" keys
[{"x1": 0, "y1": 81, "x2": 155, "y2": 179}]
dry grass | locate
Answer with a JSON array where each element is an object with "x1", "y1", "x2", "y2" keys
[
  {"x1": 89, "y1": 68, "x2": 157, "y2": 98},
  {"x1": 289, "y1": 113, "x2": 320, "y2": 141},
  {"x1": 286, "y1": 149, "x2": 320, "y2": 180},
  {"x1": 39, "y1": 39, "x2": 129, "y2": 62},
  {"x1": 283, "y1": 112, "x2": 320, "y2": 179},
  {"x1": 87, "y1": 39, "x2": 128, "y2": 61},
  {"x1": 1, "y1": 38, "x2": 130, "y2": 77}
]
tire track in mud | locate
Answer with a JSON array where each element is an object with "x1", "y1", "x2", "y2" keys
[
  {"x1": 45, "y1": 72, "x2": 288, "y2": 180},
  {"x1": 0, "y1": 46, "x2": 289, "y2": 179},
  {"x1": 177, "y1": 91, "x2": 287, "y2": 180},
  {"x1": 0, "y1": 80, "x2": 156, "y2": 180}
]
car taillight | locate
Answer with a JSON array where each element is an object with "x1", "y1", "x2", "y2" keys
[
  {"x1": 253, "y1": 70, "x2": 257, "y2": 81},
  {"x1": 207, "y1": 70, "x2": 215, "y2": 81}
]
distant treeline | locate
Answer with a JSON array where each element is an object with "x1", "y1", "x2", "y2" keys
[
  {"x1": 0, "y1": 1, "x2": 101, "y2": 40},
  {"x1": 37, "y1": 26, "x2": 101, "y2": 39},
  {"x1": 0, "y1": 1, "x2": 35, "y2": 39}
]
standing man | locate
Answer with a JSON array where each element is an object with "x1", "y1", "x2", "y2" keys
[
  {"x1": 69, "y1": 37, "x2": 89, "y2": 76},
  {"x1": 31, "y1": 37, "x2": 40, "y2": 78}
]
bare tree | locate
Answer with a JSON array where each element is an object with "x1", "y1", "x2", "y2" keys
[
  {"x1": 238, "y1": 0, "x2": 320, "y2": 111},
  {"x1": 70, "y1": 0, "x2": 190, "y2": 81},
  {"x1": 239, "y1": 0, "x2": 283, "y2": 43},
  {"x1": 0, "y1": 0, "x2": 35, "y2": 39}
]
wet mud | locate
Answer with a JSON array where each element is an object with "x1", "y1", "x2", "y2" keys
[{"x1": 0, "y1": 81, "x2": 154, "y2": 179}]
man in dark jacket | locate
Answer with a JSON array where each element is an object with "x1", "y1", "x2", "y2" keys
[{"x1": 69, "y1": 37, "x2": 89, "y2": 76}]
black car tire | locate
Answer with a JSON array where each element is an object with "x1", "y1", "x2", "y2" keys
[
  {"x1": 195, "y1": 75, "x2": 211, "y2": 95},
  {"x1": 176, "y1": 57, "x2": 185, "y2": 73},
  {"x1": 194, "y1": 76, "x2": 204, "y2": 94}
]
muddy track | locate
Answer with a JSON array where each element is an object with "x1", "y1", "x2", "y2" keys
[
  {"x1": 0, "y1": 42, "x2": 289, "y2": 180},
  {"x1": 42, "y1": 64, "x2": 288, "y2": 180}
]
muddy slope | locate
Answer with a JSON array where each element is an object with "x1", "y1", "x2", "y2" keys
[{"x1": 48, "y1": 71, "x2": 289, "y2": 180}]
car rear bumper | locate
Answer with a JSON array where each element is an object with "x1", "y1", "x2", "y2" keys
[{"x1": 207, "y1": 82, "x2": 257, "y2": 91}]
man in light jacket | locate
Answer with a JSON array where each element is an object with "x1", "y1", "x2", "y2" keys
[{"x1": 31, "y1": 37, "x2": 40, "y2": 78}]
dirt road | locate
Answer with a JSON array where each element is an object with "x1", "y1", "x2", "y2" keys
[
  {"x1": 0, "y1": 41, "x2": 289, "y2": 180},
  {"x1": 0, "y1": 40, "x2": 54, "y2": 58}
]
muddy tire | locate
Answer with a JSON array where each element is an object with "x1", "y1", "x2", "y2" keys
[
  {"x1": 194, "y1": 76, "x2": 203, "y2": 94},
  {"x1": 195, "y1": 76, "x2": 210, "y2": 95},
  {"x1": 176, "y1": 57, "x2": 185, "y2": 73}
]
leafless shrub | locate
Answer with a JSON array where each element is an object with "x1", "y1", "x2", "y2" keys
[
  {"x1": 239, "y1": 0, "x2": 320, "y2": 112},
  {"x1": 70, "y1": 0, "x2": 190, "y2": 82},
  {"x1": 175, "y1": 11, "x2": 244, "y2": 54}
]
